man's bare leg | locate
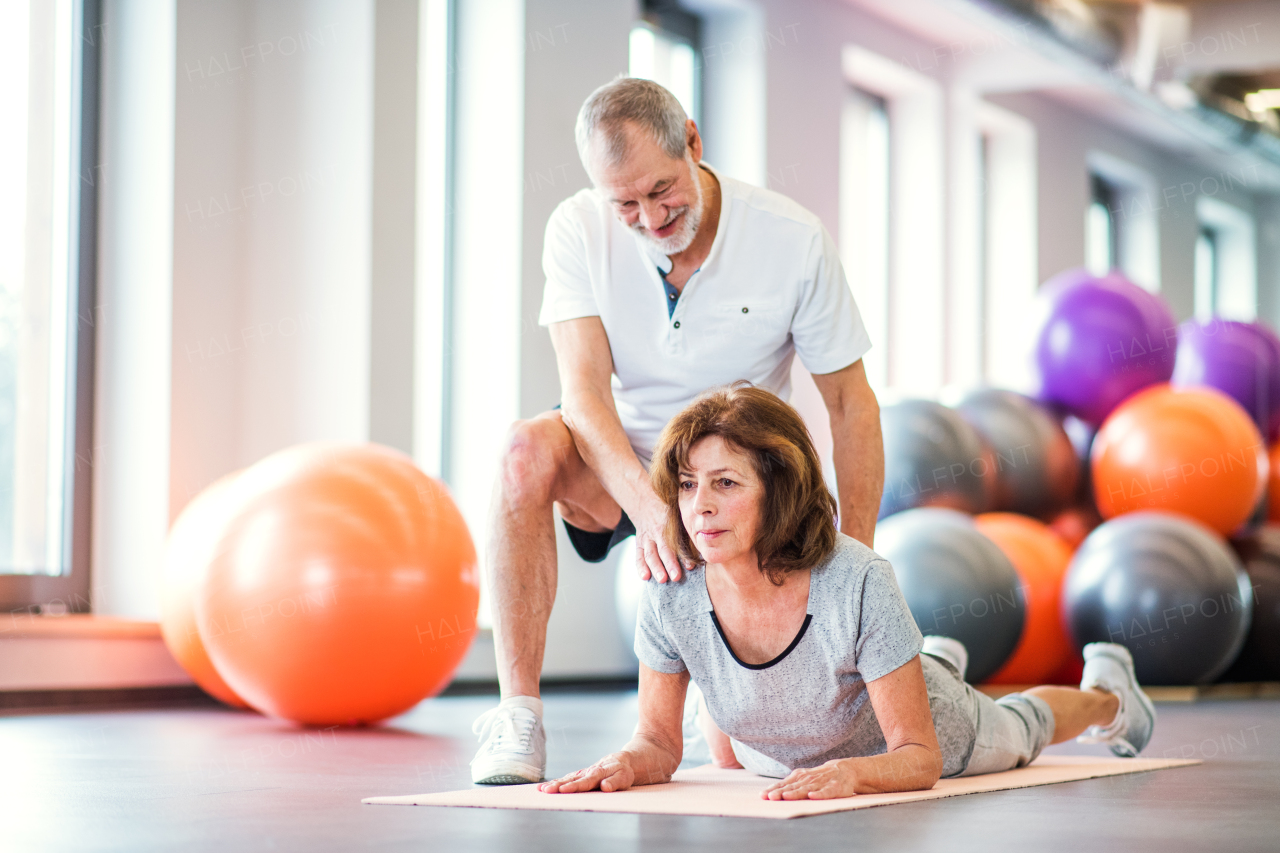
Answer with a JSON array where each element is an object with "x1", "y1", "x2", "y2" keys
[
  {"x1": 486, "y1": 411, "x2": 622, "y2": 700},
  {"x1": 472, "y1": 412, "x2": 622, "y2": 783}
]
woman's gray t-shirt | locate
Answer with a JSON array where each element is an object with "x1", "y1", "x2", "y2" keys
[{"x1": 635, "y1": 533, "x2": 978, "y2": 778}]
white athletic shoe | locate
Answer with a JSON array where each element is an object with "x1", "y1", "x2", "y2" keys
[
  {"x1": 470, "y1": 704, "x2": 546, "y2": 784},
  {"x1": 921, "y1": 635, "x2": 969, "y2": 682},
  {"x1": 1077, "y1": 642, "x2": 1157, "y2": 758}
]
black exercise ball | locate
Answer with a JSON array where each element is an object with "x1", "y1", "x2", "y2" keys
[
  {"x1": 875, "y1": 508, "x2": 1025, "y2": 682},
  {"x1": 956, "y1": 389, "x2": 1079, "y2": 520},
  {"x1": 1223, "y1": 526, "x2": 1280, "y2": 681},
  {"x1": 1063, "y1": 511, "x2": 1253, "y2": 685},
  {"x1": 879, "y1": 400, "x2": 993, "y2": 519},
  {"x1": 1061, "y1": 414, "x2": 1097, "y2": 507}
]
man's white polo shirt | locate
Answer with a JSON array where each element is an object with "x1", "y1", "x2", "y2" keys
[{"x1": 538, "y1": 164, "x2": 871, "y2": 464}]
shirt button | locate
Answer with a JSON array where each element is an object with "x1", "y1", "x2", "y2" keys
[
  {"x1": 742, "y1": 307, "x2": 749, "y2": 313},
  {"x1": 669, "y1": 292, "x2": 676, "y2": 300},
  {"x1": 673, "y1": 321, "x2": 681, "y2": 329}
]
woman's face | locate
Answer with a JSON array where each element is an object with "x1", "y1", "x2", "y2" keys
[{"x1": 678, "y1": 435, "x2": 765, "y2": 567}]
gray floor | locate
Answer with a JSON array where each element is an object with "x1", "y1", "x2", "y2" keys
[{"x1": 2, "y1": 690, "x2": 1277, "y2": 853}]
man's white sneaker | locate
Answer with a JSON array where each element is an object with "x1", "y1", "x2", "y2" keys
[
  {"x1": 470, "y1": 704, "x2": 546, "y2": 784},
  {"x1": 1077, "y1": 642, "x2": 1156, "y2": 758},
  {"x1": 921, "y1": 635, "x2": 969, "y2": 681}
]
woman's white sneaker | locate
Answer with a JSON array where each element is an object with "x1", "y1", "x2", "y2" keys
[
  {"x1": 470, "y1": 702, "x2": 547, "y2": 784},
  {"x1": 921, "y1": 635, "x2": 969, "y2": 681},
  {"x1": 1077, "y1": 642, "x2": 1156, "y2": 758}
]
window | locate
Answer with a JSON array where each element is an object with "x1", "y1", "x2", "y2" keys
[
  {"x1": 840, "y1": 88, "x2": 891, "y2": 390},
  {"x1": 0, "y1": 0, "x2": 98, "y2": 611},
  {"x1": 841, "y1": 45, "x2": 945, "y2": 396},
  {"x1": 976, "y1": 101, "x2": 1037, "y2": 392},
  {"x1": 1086, "y1": 174, "x2": 1117, "y2": 275},
  {"x1": 630, "y1": 2, "x2": 701, "y2": 123},
  {"x1": 1196, "y1": 196, "x2": 1257, "y2": 321},
  {"x1": 1194, "y1": 227, "x2": 1218, "y2": 320}
]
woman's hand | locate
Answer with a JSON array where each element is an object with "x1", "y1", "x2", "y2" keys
[
  {"x1": 760, "y1": 759, "x2": 858, "y2": 800},
  {"x1": 539, "y1": 753, "x2": 638, "y2": 794}
]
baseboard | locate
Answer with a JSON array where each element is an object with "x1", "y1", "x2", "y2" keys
[
  {"x1": 0, "y1": 615, "x2": 193, "y2": 691},
  {"x1": 0, "y1": 685, "x2": 220, "y2": 716}
]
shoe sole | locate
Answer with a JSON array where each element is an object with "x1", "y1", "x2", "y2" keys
[
  {"x1": 1083, "y1": 644, "x2": 1156, "y2": 757},
  {"x1": 472, "y1": 760, "x2": 545, "y2": 785},
  {"x1": 474, "y1": 773, "x2": 544, "y2": 785}
]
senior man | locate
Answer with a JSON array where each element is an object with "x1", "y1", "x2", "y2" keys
[{"x1": 470, "y1": 77, "x2": 884, "y2": 785}]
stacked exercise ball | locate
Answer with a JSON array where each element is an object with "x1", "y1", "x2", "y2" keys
[
  {"x1": 160, "y1": 444, "x2": 480, "y2": 725},
  {"x1": 876, "y1": 508, "x2": 1026, "y2": 683},
  {"x1": 1090, "y1": 384, "x2": 1266, "y2": 535},
  {"x1": 956, "y1": 389, "x2": 1079, "y2": 520},
  {"x1": 1222, "y1": 527, "x2": 1280, "y2": 681},
  {"x1": 1172, "y1": 319, "x2": 1280, "y2": 442},
  {"x1": 878, "y1": 401, "x2": 993, "y2": 519},
  {"x1": 973, "y1": 513, "x2": 1074, "y2": 684},
  {"x1": 872, "y1": 268, "x2": 1280, "y2": 685},
  {"x1": 1032, "y1": 269, "x2": 1178, "y2": 425},
  {"x1": 1062, "y1": 512, "x2": 1252, "y2": 685}
]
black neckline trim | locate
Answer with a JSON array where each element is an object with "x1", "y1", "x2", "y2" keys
[{"x1": 709, "y1": 612, "x2": 812, "y2": 671}]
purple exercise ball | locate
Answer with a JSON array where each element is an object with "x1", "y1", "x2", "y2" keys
[
  {"x1": 1032, "y1": 269, "x2": 1178, "y2": 425},
  {"x1": 1172, "y1": 319, "x2": 1280, "y2": 443}
]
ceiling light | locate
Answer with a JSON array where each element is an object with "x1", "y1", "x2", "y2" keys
[{"x1": 1243, "y1": 89, "x2": 1280, "y2": 112}]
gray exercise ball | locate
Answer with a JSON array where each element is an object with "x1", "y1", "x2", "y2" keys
[
  {"x1": 1063, "y1": 511, "x2": 1253, "y2": 685},
  {"x1": 875, "y1": 508, "x2": 1026, "y2": 682},
  {"x1": 955, "y1": 389, "x2": 1079, "y2": 520},
  {"x1": 1223, "y1": 526, "x2": 1280, "y2": 681},
  {"x1": 879, "y1": 400, "x2": 994, "y2": 520}
]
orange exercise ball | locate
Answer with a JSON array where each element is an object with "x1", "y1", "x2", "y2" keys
[
  {"x1": 1268, "y1": 441, "x2": 1280, "y2": 523},
  {"x1": 1092, "y1": 384, "x2": 1267, "y2": 536},
  {"x1": 197, "y1": 443, "x2": 479, "y2": 726},
  {"x1": 974, "y1": 513, "x2": 1074, "y2": 684},
  {"x1": 1048, "y1": 504, "x2": 1102, "y2": 551},
  {"x1": 159, "y1": 472, "x2": 250, "y2": 708}
]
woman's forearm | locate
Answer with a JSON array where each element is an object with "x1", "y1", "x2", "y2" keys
[{"x1": 837, "y1": 744, "x2": 943, "y2": 793}]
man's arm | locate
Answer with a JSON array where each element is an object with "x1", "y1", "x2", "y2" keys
[
  {"x1": 549, "y1": 316, "x2": 685, "y2": 582},
  {"x1": 811, "y1": 359, "x2": 883, "y2": 548}
]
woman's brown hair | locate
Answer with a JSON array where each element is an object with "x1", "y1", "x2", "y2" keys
[{"x1": 650, "y1": 382, "x2": 838, "y2": 584}]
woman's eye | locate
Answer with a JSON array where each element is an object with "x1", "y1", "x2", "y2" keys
[
  {"x1": 679, "y1": 480, "x2": 694, "y2": 491},
  {"x1": 719, "y1": 478, "x2": 735, "y2": 488}
]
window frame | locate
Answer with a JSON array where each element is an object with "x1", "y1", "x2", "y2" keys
[
  {"x1": 0, "y1": 0, "x2": 100, "y2": 614},
  {"x1": 635, "y1": 0, "x2": 703, "y2": 125}
]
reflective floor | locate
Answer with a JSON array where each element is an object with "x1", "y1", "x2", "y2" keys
[{"x1": 2, "y1": 690, "x2": 1277, "y2": 852}]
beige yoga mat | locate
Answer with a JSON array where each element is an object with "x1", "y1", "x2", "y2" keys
[{"x1": 363, "y1": 755, "x2": 1198, "y2": 820}]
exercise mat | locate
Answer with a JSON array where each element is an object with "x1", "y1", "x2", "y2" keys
[{"x1": 363, "y1": 755, "x2": 1198, "y2": 819}]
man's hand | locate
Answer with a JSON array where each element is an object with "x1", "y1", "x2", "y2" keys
[
  {"x1": 539, "y1": 753, "x2": 640, "y2": 794},
  {"x1": 761, "y1": 759, "x2": 858, "y2": 801},
  {"x1": 631, "y1": 492, "x2": 686, "y2": 583}
]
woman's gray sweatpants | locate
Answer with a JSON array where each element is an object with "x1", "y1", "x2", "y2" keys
[{"x1": 957, "y1": 686, "x2": 1056, "y2": 777}]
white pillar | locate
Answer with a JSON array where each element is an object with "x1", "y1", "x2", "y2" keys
[{"x1": 93, "y1": 0, "x2": 176, "y2": 617}]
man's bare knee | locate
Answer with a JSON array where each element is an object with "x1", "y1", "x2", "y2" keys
[{"x1": 499, "y1": 418, "x2": 573, "y2": 507}]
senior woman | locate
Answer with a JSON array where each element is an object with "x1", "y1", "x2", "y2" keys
[{"x1": 540, "y1": 384, "x2": 1156, "y2": 800}]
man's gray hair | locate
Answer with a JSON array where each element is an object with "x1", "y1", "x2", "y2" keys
[{"x1": 575, "y1": 77, "x2": 689, "y2": 174}]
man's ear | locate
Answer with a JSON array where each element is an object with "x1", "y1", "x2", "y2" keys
[{"x1": 685, "y1": 119, "x2": 703, "y2": 162}]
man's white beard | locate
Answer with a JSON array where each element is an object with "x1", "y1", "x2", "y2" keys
[{"x1": 632, "y1": 157, "x2": 704, "y2": 256}]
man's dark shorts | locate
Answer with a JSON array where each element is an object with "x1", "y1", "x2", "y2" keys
[{"x1": 563, "y1": 511, "x2": 636, "y2": 563}]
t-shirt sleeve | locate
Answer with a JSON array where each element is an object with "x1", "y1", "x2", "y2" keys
[
  {"x1": 854, "y1": 561, "x2": 924, "y2": 683},
  {"x1": 538, "y1": 200, "x2": 599, "y2": 326},
  {"x1": 790, "y1": 225, "x2": 873, "y2": 376},
  {"x1": 634, "y1": 581, "x2": 687, "y2": 674}
]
